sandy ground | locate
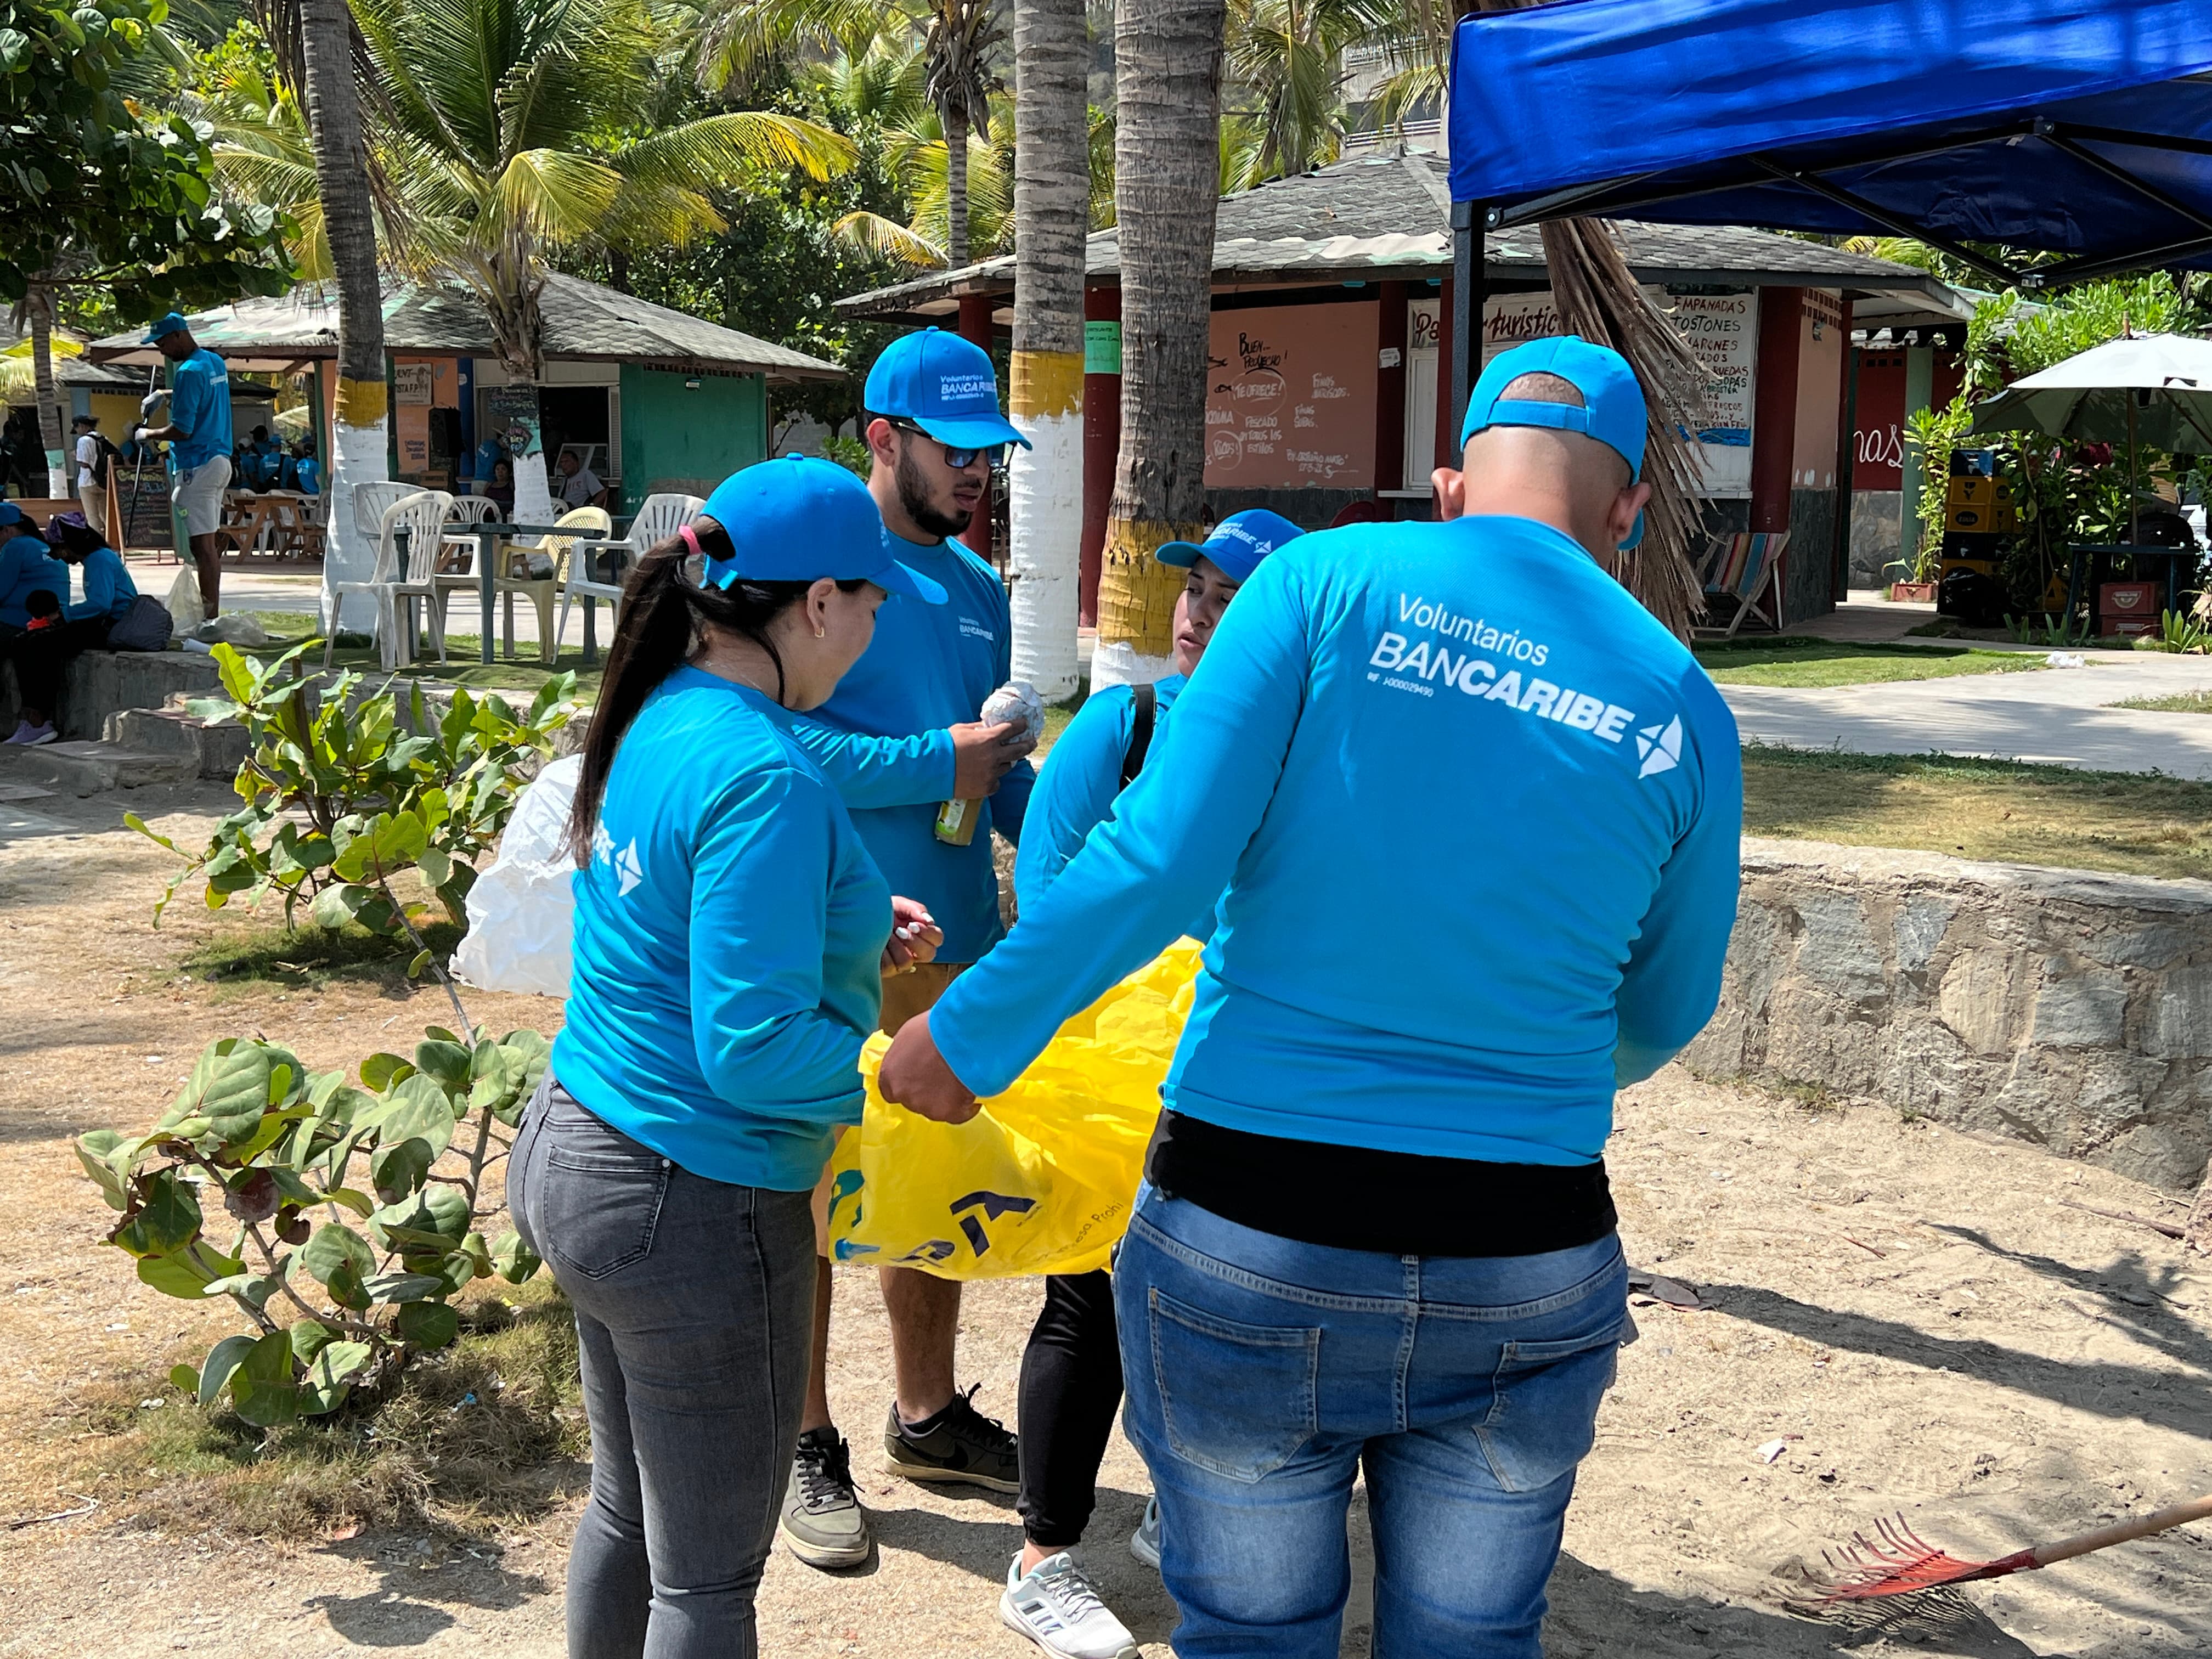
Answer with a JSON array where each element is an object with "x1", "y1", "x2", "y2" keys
[{"x1": 1, "y1": 781, "x2": 2208, "y2": 1657}]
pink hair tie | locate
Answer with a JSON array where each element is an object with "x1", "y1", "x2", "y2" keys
[{"x1": 678, "y1": 523, "x2": 703, "y2": 559}]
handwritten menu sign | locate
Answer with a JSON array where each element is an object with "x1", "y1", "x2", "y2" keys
[
  {"x1": 1670, "y1": 292, "x2": 1756, "y2": 499},
  {"x1": 1205, "y1": 304, "x2": 1376, "y2": 489}
]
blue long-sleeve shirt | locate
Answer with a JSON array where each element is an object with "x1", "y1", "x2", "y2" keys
[
  {"x1": 1014, "y1": 676, "x2": 1215, "y2": 941},
  {"x1": 931, "y1": 515, "x2": 1742, "y2": 1168},
  {"x1": 1, "y1": 534, "x2": 67, "y2": 627},
  {"x1": 785, "y1": 530, "x2": 1034, "y2": 963},
  {"x1": 553, "y1": 667, "x2": 893, "y2": 1189},
  {"x1": 67, "y1": 545, "x2": 138, "y2": 624}
]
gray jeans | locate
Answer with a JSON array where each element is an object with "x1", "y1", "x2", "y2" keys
[{"x1": 510, "y1": 1078, "x2": 816, "y2": 1658}]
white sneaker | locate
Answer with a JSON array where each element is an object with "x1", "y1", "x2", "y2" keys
[
  {"x1": 1000, "y1": 1551, "x2": 1138, "y2": 1659},
  {"x1": 1129, "y1": 1497, "x2": 1160, "y2": 1570},
  {"x1": 4, "y1": 721, "x2": 55, "y2": 747}
]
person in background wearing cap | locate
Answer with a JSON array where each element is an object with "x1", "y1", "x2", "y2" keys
[
  {"x1": 774, "y1": 325, "x2": 1041, "y2": 1572},
  {"x1": 133, "y1": 312, "x2": 233, "y2": 619},
  {"x1": 4, "y1": 512, "x2": 140, "y2": 746},
  {"x1": 1, "y1": 503, "x2": 66, "y2": 634},
  {"x1": 992, "y1": 506, "x2": 1302, "y2": 1659},
  {"x1": 878, "y1": 337, "x2": 1742, "y2": 1658},
  {"x1": 72, "y1": 415, "x2": 115, "y2": 537},
  {"x1": 507, "y1": 455, "x2": 947, "y2": 1658}
]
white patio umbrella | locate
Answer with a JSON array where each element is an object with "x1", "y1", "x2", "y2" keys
[{"x1": 1971, "y1": 332, "x2": 2212, "y2": 542}]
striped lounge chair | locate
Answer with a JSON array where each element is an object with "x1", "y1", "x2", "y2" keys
[{"x1": 1692, "y1": 531, "x2": 1788, "y2": 638}]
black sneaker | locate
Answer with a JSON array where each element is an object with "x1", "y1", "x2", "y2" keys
[
  {"x1": 781, "y1": 1427, "x2": 871, "y2": 1567},
  {"x1": 883, "y1": 1384, "x2": 1020, "y2": 1492}
]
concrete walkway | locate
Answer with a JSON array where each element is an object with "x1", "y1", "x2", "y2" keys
[{"x1": 1722, "y1": 651, "x2": 2212, "y2": 777}]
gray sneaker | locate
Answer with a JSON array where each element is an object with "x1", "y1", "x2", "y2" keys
[
  {"x1": 1129, "y1": 1496, "x2": 1160, "y2": 1570},
  {"x1": 883, "y1": 1384, "x2": 1020, "y2": 1492},
  {"x1": 781, "y1": 1427, "x2": 870, "y2": 1568}
]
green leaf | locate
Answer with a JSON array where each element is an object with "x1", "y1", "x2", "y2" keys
[
  {"x1": 368, "y1": 1185, "x2": 471, "y2": 1252},
  {"x1": 169, "y1": 1364, "x2": 200, "y2": 1393},
  {"x1": 413, "y1": 1038, "x2": 472, "y2": 1092},
  {"x1": 289, "y1": 1319, "x2": 336, "y2": 1364},
  {"x1": 324, "y1": 1259, "x2": 372, "y2": 1312},
  {"x1": 363, "y1": 1270, "x2": 447, "y2": 1304},
  {"x1": 359, "y1": 1052, "x2": 415, "y2": 1092},
  {"x1": 408, "y1": 948, "x2": 433, "y2": 979},
  {"x1": 161, "y1": 1039, "x2": 293, "y2": 1147},
  {"x1": 396, "y1": 1300, "x2": 460, "y2": 1350},
  {"x1": 196, "y1": 1333, "x2": 259, "y2": 1408},
  {"x1": 111, "y1": 1170, "x2": 202, "y2": 1259},
  {"x1": 298, "y1": 1221, "x2": 374, "y2": 1288},
  {"x1": 416, "y1": 847, "x2": 453, "y2": 890},
  {"x1": 491, "y1": 1231, "x2": 542, "y2": 1284},
  {"x1": 368, "y1": 1073, "x2": 456, "y2": 1159},
  {"x1": 75, "y1": 1130, "x2": 132, "y2": 1210},
  {"x1": 136, "y1": 1240, "x2": 245, "y2": 1299},
  {"x1": 322, "y1": 1186, "x2": 376, "y2": 1218},
  {"x1": 230, "y1": 1330, "x2": 301, "y2": 1426},
  {"x1": 124, "y1": 811, "x2": 182, "y2": 854},
  {"x1": 369, "y1": 1137, "x2": 434, "y2": 1204},
  {"x1": 301, "y1": 1340, "x2": 374, "y2": 1414}
]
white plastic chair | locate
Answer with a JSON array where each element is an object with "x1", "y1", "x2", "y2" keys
[
  {"x1": 326, "y1": 489, "x2": 455, "y2": 670},
  {"x1": 477, "y1": 505, "x2": 612, "y2": 665},
  {"x1": 557, "y1": 492, "x2": 704, "y2": 647},
  {"x1": 430, "y1": 494, "x2": 507, "y2": 630},
  {"x1": 349, "y1": 480, "x2": 414, "y2": 544}
]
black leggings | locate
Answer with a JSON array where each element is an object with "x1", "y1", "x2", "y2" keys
[
  {"x1": 1015, "y1": 1269, "x2": 1125, "y2": 1549},
  {"x1": 8, "y1": 616, "x2": 107, "y2": 720}
]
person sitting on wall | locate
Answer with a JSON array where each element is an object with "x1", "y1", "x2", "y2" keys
[
  {"x1": 0, "y1": 501, "x2": 66, "y2": 642},
  {"x1": 557, "y1": 448, "x2": 608, "y2": 511},
  {"x1": 3, "y1": 512, "x2": 139, "y2": 747}
]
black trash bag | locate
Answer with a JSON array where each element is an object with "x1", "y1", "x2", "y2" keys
[{"x1": 1939, "y1": 566, "x2": 2010, "y2": 628}]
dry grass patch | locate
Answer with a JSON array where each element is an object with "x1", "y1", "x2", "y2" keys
[
  {"x1": 48, "y1": 1280, "x2": 585, "y2": 1543},
  {"x1": 1741, "y1": 746, "x2": 2212, "y2": 880}
]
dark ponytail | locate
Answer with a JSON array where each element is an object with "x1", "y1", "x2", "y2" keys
[{"x1": 565, "y1": 518, "x2": 864, "y2": 864}]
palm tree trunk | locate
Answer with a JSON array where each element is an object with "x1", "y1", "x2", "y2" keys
[
  {"x1": 945, "y1": 100, "x2": 972, "y2": 269},
  {"x1": 1007, "y1": 0, "x2": 1088, "y2": 700},
  {"x1": 298, "y1": 0, "x2": 390, "y2": 629},
  {"x1": 27, "y1": 283, "x2": 67, "y2": 499},
  {"x1": 1095, "y1": 0, "x2": 1226, "y2": 686}
]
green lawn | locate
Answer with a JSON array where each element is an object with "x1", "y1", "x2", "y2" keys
[
  {"x1": 1694, "y1": 638, "x2": 2052, "y2": 689},
  {"x1": 1743, "y1": 746, "x2": 2212, "y2": 881},
  {"x1": 2111, "y1": 689, "x2": 2212, "y2": 714}
]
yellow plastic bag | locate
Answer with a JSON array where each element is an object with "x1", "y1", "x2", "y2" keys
[{"x1": 825, "y1": 940, "x2": 1204, "y2": 1279}]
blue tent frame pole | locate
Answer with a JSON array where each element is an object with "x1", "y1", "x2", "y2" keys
[{"x1": 1451, "y1": 200, "x2": 1485, "y2": 451}]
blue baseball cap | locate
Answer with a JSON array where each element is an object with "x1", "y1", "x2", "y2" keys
[
  {"x1": 698, "y1": 456, "x2": 946, "y2": 604},
  {"x1": 1155, "y1": 509, "x2": 1305, "y2": 582},
  {"x1": 143, "y1": 312, "x2": 191, "y2": 343},
  {"x1": 865, "y1": 328, "x2": 1029, "y2": 453},
  {"x1": 1461, "y1": 336, "x2": 1649, "y2": 549},
  {"x1": 0, "y1": 502, "x2": 23, "y2": 528}
]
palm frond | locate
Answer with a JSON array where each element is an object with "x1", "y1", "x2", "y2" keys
[
  {"x1": 618, "y1": 109, "x2": 856, "y2": 187},
  {"x1": 833, "y1": 208, "x2": 945, "y2": 266},
  {"x1": 488, "y1": 148, "x2": 628, "y2": 246}
]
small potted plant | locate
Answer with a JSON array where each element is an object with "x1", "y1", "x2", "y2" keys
[{"x1": 1885, "y1": 546, "x2": 1938, "y2": 603}]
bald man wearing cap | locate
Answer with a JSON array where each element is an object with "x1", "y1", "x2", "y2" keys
[{"x1": 879, "y1": 337, "x2": 1742, "y2": 1658}]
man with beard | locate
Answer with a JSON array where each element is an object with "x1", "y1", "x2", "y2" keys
[{"x1": 777, "y1": 329, "x2": 1040, "y2": 1570}]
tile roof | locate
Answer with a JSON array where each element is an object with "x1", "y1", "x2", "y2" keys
[
  {"x1": 838, "y1": 148, "x2": 1948, "y2": 318},
  {"x1": 88, "y1": 274, "x2": 842, "y2": 379}
]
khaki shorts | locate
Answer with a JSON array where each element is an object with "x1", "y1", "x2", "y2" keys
[
  {"x1": 173, "y1": 454, "x2": 232, "y2": 540},
  {"x1": 810, "y1": 960, "x2": 968, "y2": 1258}
]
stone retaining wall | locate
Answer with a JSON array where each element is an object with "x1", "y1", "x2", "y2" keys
[{"x1": 1685, "y1": 838, "x2": 2212, "y2": 1194}]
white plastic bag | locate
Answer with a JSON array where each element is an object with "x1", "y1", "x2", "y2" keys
[
  {"x1": 164, "y1": 565, "x2": 202, "y2": 637},
  {"x1": 450, "y1": 754, "x2": 582, "y2": 997}
]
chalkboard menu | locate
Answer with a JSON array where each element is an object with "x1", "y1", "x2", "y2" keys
[{"x1": 1205, "y1": 304, "x2": 1376, "y2": 489}]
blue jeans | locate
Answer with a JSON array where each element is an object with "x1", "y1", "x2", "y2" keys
[
  {"x1": 1114, "y1": 1186, "x2": 1629, "y2": 1659},
  {"x1": 509, "y1": 1079, "x2": 817, "y2": 1658}
]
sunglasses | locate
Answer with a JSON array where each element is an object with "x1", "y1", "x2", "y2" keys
[{"x1": 889, "y1": 419, "x2": 1005, "y2": 471}]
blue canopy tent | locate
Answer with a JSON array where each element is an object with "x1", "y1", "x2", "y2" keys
[{"x1": 1443, "y1": 0, "x2": 2212, "y2": 429}]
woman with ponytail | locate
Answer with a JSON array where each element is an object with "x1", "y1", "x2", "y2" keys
[{"x1": 507, "y1": 456, "x2": 946, "y2": 1658}]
